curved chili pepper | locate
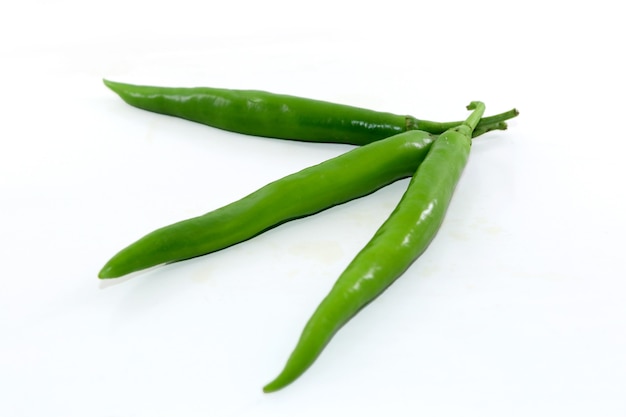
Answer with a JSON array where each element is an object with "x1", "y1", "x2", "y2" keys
[
  {"x1": 262, "y1": 102, "x2": 485, "y2": 393},
  {"x1": 98, "y1": 129, "x2": 438, "y2": 279},
  {"x1": 103, "y1": 79, "x2": 517, "y2": 145}
]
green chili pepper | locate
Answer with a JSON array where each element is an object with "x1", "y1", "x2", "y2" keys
[
  {"x1": 98, "y1": 129, "x2": 439, "y2": 279},
  {"x1": 103, "y1": 79, "x2": 516, "y2": 145},
  {"x1": 262, "y1": 102, "x2": 485, "y2": 393}
]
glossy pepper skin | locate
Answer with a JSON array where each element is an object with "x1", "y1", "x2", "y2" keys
[
  {"x1": 103, "y1": 80, "x2": 516, "y2": 145},
  {"x1": 98, "y1": 129, "x2": 438, "y2": 279},
  {"x1": 262, "y1": 102, "x2": 485, "y2": 393}
]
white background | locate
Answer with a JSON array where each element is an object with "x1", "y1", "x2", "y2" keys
[{"x1": 1, "y1": 1, "x2": 625, "y2": 416}]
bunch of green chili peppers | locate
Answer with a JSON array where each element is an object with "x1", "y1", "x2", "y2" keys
[{"x1": 99, "y1": 80, "x2": 519, "y2": 392}]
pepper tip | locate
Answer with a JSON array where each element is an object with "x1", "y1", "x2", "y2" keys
[
  {"x1": 98, "y1": 264, "x2": 118, "y2": 279},
  {"x1": 102, "y1": 78, "x2": 115, "y2": 89},
  {"x1": 262, "y1": 381, "x2": 280, "y2": 394}
]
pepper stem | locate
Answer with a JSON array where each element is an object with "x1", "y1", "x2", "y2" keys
[
  {"x1": 475, "y1": 108, "x2": 519, "y2": 128},
  {"x1": 449, "y1": 101, "x2": 484, "y2": 138},
  {"x1": 412, "y1": 107, "x2": 518, "y2": 138},
  {"x1": 472, "y1": 121, "x2": 507, "y2": 138},
  {"x1": 464, "y1": 101, "x2": 486, "y2": 131}
]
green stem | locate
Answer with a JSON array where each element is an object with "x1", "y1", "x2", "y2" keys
[
  {"x1": 472, "y1": 121, "x2": 507, "y2": 137},
  {"x1": 450, "y1": 101, "x2": 485, "y2": 138},
  {"x1": 476, "y1": 108, "x2": 519, "y2": 127},
  {"x1": 464, "y1": 101, "x2": 486, "y2": 131},
  {"x1": 413, "y1": 107, "x2": 519, "y2": 136}
]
